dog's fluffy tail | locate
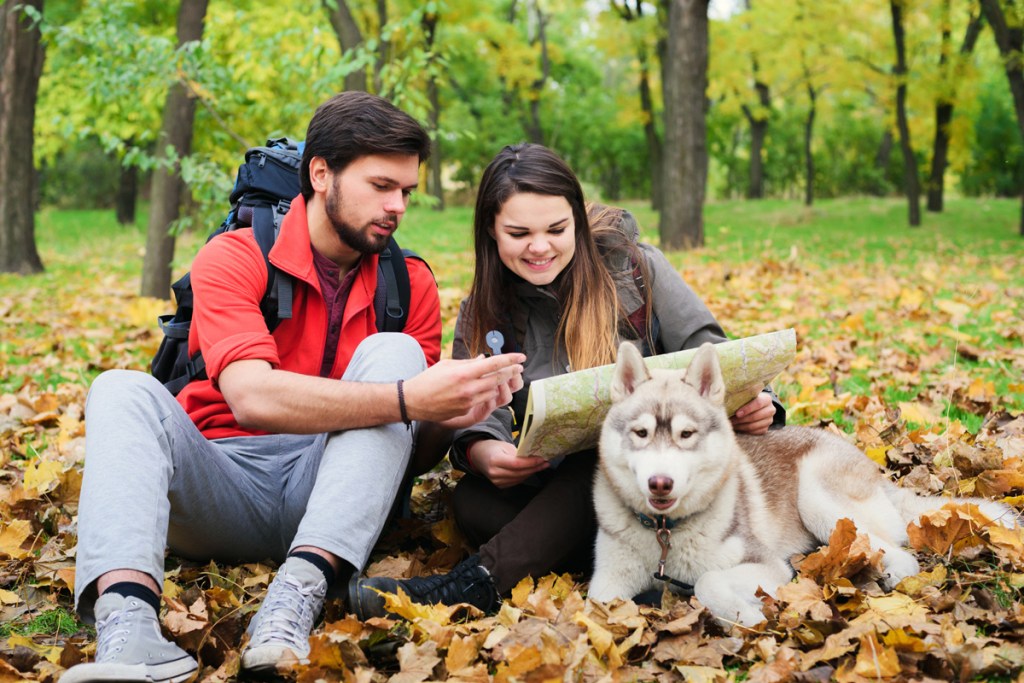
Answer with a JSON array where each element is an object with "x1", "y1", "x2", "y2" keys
[{"x1": 887, "y1": 485, "x2": 1019, "y2": 530}]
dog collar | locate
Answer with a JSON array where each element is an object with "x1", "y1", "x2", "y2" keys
[{"x1": 635, "y1": 513, "x2": 678, "y2": 530}]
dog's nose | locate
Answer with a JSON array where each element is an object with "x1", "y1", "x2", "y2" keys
[{"x1": 648, "y1": 475, "x2": 673, "y2": 496}]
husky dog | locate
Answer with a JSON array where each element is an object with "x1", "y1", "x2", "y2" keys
[{"x1": 589, "y1": 342, "x2": 1016, "y2": 627}]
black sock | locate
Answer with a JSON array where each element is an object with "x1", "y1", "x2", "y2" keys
[
  {"x1": 288, "y1": 551, "x2": 339, "y2": 586},
  {"x1": 103, "y1": 581, "x2": 161, "y2": 614}
]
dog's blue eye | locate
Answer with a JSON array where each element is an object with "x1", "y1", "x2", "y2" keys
[
  {"x1": 633, "y1": 428, "x2": 648, "y2": 438},
  {"x1": 679, "y1": 430, "x2": 694, "y2": 439}
]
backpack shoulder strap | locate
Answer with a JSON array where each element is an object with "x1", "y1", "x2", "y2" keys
[
  {"x1": 376, "y1": 236, "x2": 410, "y2": 332},
  {"x1": 181, "y1": 205, "x2": 293, "y2": 387},
  {"x1": 251, "y1": 202, "x2": 293, "y2": 329}
]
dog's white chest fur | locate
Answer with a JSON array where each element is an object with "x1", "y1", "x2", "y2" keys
[{"x1": 589, "y1": 342, "x2": 1017, "y2": 628}]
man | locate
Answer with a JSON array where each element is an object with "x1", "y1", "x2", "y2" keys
[{"x1": 61, "y1": 92, "x2": 525, "y2": 683}]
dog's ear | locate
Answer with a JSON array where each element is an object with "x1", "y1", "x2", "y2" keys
[
  {"x1": 610, "y1": 342, "x2": 650, "y2": 401},
  {"x1": 683, "y1": 342, "x2": 726, "y2": 405}
]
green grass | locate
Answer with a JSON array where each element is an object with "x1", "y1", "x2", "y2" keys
[
  {"x1": 4, "y1": 196, "x2": 1022, "y2": 417},
  {"x1": 0, "y1": 608, "x2": 86, "y2": 639}
]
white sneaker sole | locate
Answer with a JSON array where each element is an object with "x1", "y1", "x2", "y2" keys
[
  {"x1": 240, "y1": 643, "x2": 306, "y2": 672},
  {"x1": 59, "y1": 657, "x2": 197, "y2": 683}
]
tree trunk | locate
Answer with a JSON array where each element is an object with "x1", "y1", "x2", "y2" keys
[
  {"x1": 0, "y1": 0, "x2": 45, "y2": 275},
  {"x1": 140, "y1": 0, "x2": 208, "y2": 299},
  {"x1": 659, "y1": 0, "x2": 709, "y2": 250},
  {"x1": 639, "y1": 47, "x2": 663, "y2": 211},
  {"x1": 524, "y1": 0, "x2": 549, "y2": 145},
  {"x1": 890, "y1": 0, "x2": 921, "y2": 227},
  {"x1": 741, "y1": 77, "x2": 770, "y2": 199},
  {"x1": 115, "y1": 149, "x2": 138, "y2": 225},
  {"x1": 422, "y1": 10, "x2": 443, "y2": 210},
  {"x1": 980, "y1": 0, "x2": 1024, "y2": 236},
  {"x1": 928, "y1": 4, "x2": 983, "y2": 212},
  {"x1": 374, "y1": 0, "x2": 387, "y2": 93},
  {"x1": 322, "y1": 0, "x2": 366, "y2": 92},
  {"x1": 617, "y1": 0, "x2": 663, "y2": 210},
  {"x1": 927, "y1": 102, "x2": 952, "y2": 212},
  {"x1": 874, "y1": 128, "x2": 893, "y2": 195},
  {"x1": 804, "y1": 82, "x2": 816, "y2": 207}
]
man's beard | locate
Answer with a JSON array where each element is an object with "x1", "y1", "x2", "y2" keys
[{"x1": 325, "y1": 180, "x2": 395, "y2": 255}]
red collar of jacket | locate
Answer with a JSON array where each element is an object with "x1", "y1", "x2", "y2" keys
[{"x1": 270, "y1": 194, "x2": 381, "y2": 294}]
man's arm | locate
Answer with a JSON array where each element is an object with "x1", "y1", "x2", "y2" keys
[{"x1": 218, "y1": 353, "x2": 525, "y2": 434}]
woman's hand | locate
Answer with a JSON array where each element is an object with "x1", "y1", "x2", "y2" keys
[
  {"x1": 730, "y1": 392, "x2": 776, "y2": 435},
  {"x1": 467, "y1": 439, "x2": 549, "y2": 488}
]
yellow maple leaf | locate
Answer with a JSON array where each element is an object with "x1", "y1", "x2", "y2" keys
[
  {"x1": 0, "y1": 589, "x2": 22, "y2": 605},
  {"x1": 882, "y1": 627, "x2": 929, "y2": 653},
  {"x1": 0, "y1": 519, "x2": 33, "y2": 559},
  {"x1": 853, "y1": 635, "x2": 901, "y2": 678},
  {"x1": 854, "y1": 593, "x2": 930, "y2": 625},
  {"x1": 864, "y1": 446, "x2": 888, "y2": 466},
  {"x1": 444, "y1": 634, "x2": 481, "y2": 674},
  {"x1": 23, "y1": 458, "x2": 64, "y2": 494},
  {"x1": 510, "y1": 576, "x2": 534, "y2": 609},
  {"x1": 895, "y1": 564, "x2": 946, "y2": 596},
  {"x1": 499, "y1": 644, "x2": 544, "y2": 678},
  {"x1": 380, "y1": 586, "x2": 460, "y2": 624},
  {"x1": 987, "y1": 525, "x2": 1024, "y2": 566},
  {"x1": 6, "y1": 634, "x2": 64, "y2": 664},
  {"x1": 898, "y1": 401, "x2": 940, "y2": 426},
  {"x1": 575, "y1": 613, "x2": 618, "y2": 664}
]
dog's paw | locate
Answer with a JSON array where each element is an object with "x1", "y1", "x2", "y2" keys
[{"x1": 880, "y1": 548, "x2": 920, "y2": 589}]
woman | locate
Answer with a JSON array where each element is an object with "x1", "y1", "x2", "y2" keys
[{"x1": 348, "y1": 144, "x2": 783, "y2": 617}]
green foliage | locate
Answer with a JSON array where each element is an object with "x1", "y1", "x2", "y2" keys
[
  {"x1": 960, "y1": 76, "x2": 1024, "y2": 197},
  {"x1": 28, "y1": 0, "x2": 1024, "y2": 214},
  {"x1": 37, "y1": 138, "x2": 126, "y2": 209}
]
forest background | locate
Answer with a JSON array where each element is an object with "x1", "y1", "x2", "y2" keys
[
  {"x1": 1, "y1": 0, "x2": 1024, "y2": 681},
  {"x1": 2, "y1": 0, "x2": 1024, "y2": 283}
]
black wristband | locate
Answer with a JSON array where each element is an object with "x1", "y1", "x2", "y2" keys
[{"x1": 397, "y1": 379, "x2": 411, "y2": 429}]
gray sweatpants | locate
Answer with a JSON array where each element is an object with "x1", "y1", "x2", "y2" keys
[{"x1": 75, "y1": 333, "x2": 425, "y2": 621}]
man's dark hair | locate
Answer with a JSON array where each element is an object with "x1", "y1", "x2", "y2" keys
[{"x1": 300, "y1": 92, "x2": 431, "y2": 200}]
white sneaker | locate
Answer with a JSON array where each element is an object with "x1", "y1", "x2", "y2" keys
[
  {"x1": 60, "y1": 593, "x2": 197, "y2": 683},
  {"x1": 240, "y1": 556, "x2": 328, "y2": 672}
]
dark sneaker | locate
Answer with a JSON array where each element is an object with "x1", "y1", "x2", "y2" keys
[
  {"x1": 59, "y1": 593, "x2": 197, "y2": 683},
  {"x1": 347, "y1": 554, "x2": 500, "y2": 620},
  {"x1": 240, "y1": 556, "x2": 328, "y2": 673}
]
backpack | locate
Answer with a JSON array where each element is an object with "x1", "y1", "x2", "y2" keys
[
  {"x1": 586, "y1": 203, "x2": 661, "y2": 356},
  {"x1": 151, "y1": 137, "x2": 422, "y2": 395}
]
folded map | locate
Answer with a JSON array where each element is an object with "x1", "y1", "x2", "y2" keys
[{"x1": 515, "y1": 328, "x2": 797, "y2": 460}]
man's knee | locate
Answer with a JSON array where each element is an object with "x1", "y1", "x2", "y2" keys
[
  {"x1": 345, "y1": 333, "x2": 427, "y2": 382},
  {"x1": 88, "y1": 369, "x2": 166, "y2": 402}
]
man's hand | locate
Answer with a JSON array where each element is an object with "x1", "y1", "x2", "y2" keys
[
  {"x1": 403, "y1": 353, "x2": 525, "y2": 429},
  {"x1": 467, "y1": 439, "x2": 548, "y2": 488},
  {"x1": 730, "y1": 392, "x2": 775, "y2": 435}
]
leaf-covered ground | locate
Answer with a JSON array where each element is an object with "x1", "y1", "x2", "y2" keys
[{"x1": 1, "y1": 200, "x2": 1023, "y2": 682}]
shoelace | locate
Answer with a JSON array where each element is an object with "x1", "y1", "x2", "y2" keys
[
  {"x1": 251, "y1": 574, "x2": 322, "y2": 647},
  {"x1": 95, "y1": 607, "x2": 133, "y2": 660}
]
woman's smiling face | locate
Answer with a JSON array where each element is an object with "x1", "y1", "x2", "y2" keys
[{"x1": 491, "y1": 192, "x2": 576, "y2": 286}]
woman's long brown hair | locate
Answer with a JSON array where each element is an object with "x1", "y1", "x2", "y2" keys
[{"x1": 465, "y1": 144, "x2": 620, "y2": 371}]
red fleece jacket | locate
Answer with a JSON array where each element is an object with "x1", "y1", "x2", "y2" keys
[{"x1": 177, "y1": 196, "x2": 441, "y2": 439}]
